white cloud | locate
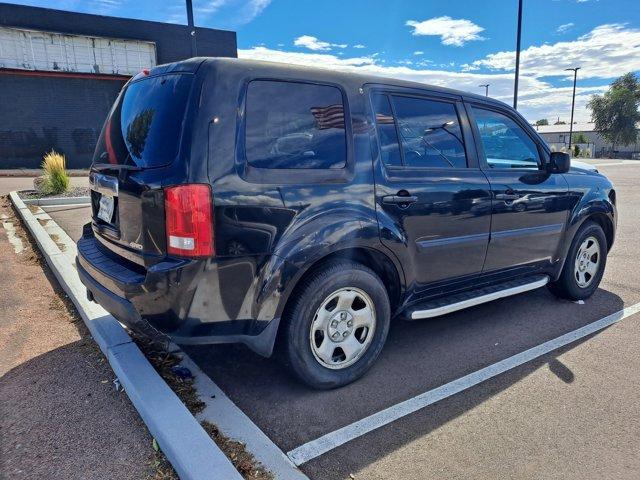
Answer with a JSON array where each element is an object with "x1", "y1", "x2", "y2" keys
[
  {"x1": 93, "y1": 0, "x2": 122, "y2": 6},
  {"x1": 469, "y1": 24, "x2": 640, "y2": 80},
  {"x1": 90, "y1": 0, "x2": 122, "y2": 14},
  {"x1": 294, "y1": 35, "x2": 347, "y2": 51},
  {"x1": 413, "y1": 51, "x2": 424, "y2": 55},
  {"x1": 195, "y1": 0, "x2": 227, "y2": 15},
  {"x1": 243, "y1": 0, "x2": 272, "y2": 22},
  {"x1": 353, "y1": 44, "x2": 366, "y2": 49},
  {"x1": 193, "y1": 0, "x2": 271, "y2": 25},
  {"x1": 556, "y1": 22, "x2": 574, "y2": 33},
  {"x1": 406, "y1": 16, "x2": 485, "y2": 46},
  {"x1": 240, "y1": 46, "x2": 376, "y2": 68},
  {"x1": 238, "y1": 46, "x2": 606, "y2": 123}
]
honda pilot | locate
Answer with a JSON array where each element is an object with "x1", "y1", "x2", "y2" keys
[{"x1": 78, "y1": 58, "x2": 616, "y2": 388}]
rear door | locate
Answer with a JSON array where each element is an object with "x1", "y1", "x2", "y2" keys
[
  {"x1": 467, "y1": 103, "x2": 571, "y2": 272},
  {"x1": 369, "y1": 87, "x2": 492, "y2": 297},
  {"x1": 89, "y1": 72, "x2": 195, "y2": 263}
]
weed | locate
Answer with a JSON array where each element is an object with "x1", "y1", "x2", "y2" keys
[{"x1": 41, "y1": 150, "x2": 70, "y2": 195}]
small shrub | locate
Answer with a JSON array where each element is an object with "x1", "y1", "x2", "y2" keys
[{"x1": 41, "y1": 150, "x2": 70, "y2": 195}]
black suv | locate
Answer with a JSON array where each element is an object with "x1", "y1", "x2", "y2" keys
[{"x1": 78, "y1": 58, "x2": 616, "y2": 388}]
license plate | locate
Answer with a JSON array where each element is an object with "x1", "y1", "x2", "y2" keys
[{"x1": 97, "y1": 194, "x2": 115, "y2": 223}]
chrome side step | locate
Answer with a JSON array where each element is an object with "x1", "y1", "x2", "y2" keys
[{"x1": 410, "y1": 276, "x2": 550, "y2": 320}]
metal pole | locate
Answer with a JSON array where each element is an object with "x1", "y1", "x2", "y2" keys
[
  {"x1": 186, "y1": 0, "x2": 197, "y2": 57},
  {"x1": 565, "y1": 67, "x2": 580, "y2": 149},
  {"x1": 479, "y1": 84, "x2": 490, "y2": 97},
  {"x1": 513, "y1": 0, "x2": 523, "y2": 109}
]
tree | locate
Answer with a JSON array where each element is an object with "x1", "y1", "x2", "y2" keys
[
  {"x1": 536, "y1": 118, "x2": 549, "y2": 126},
  {"x1": 554, "y1": 119, "x2": 566, "y2": 125},
  {"x1": 126, "y1": 109, "x2": 154, "y2": 158},
  {"x1": 573, "y1": 132, "x2": 589, "y2": 144},
  {"x1": 587, "y1": 72, "x2": 640, "y2": 150}
]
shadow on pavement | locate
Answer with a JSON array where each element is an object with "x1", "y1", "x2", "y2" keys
[
  {"x1": 301, "y1": 329, "x2": 607, "y2": 480},
  {"x1": 0, "y1": 340, "x2": 153, "y2": 480},
  {"x1": 184, "y1": 287, "x2": 624, "y2": 464}
]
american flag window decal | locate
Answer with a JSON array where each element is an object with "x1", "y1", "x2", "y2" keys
[{"x1": 310, "y1": 104, "x2": 345, "y2": 130}]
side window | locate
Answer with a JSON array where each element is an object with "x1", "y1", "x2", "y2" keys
[
  {"x1": 471, "y1": 107, "x2": 540, "y2": 169},
  {"x1": 371, "y1": 93, "x2": 402, "y2": 167},
  {"x1": 245, "y1": 80, "x2": 347, "y2": 169},
  {"x1": 391, "y1": 95, "x2": 467, "y2": 168}
]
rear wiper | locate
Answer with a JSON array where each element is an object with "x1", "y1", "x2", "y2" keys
[
  {"x1": 92, "y1": 163, "x2": 143, "y2": 172},
  {"x1": 93, "y1": 151, "x2": 142, "y2": 171}
]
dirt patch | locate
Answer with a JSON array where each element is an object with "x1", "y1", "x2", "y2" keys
[
  {"x1": 134, "y1": 338, "x2": 206, "y2": 414},
  {"x1": 148, "y1": 451, "x2": 179, "y2": 480},
  {"x1": 50, "y1": 232, "x2": 67, "y2": 251},
  {"x1": 202, "y1": 421, "x2": 274, "y2": 480},
  {"x1": 0, "y1": 195, "x2": 157, "y2": 480}
]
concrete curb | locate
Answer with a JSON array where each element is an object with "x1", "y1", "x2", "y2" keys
[
  {"x1": 22, "y1": 196, "x2": 90, "y2": 206},
  {"x1": 180, "y1": 352, "x2": 310, "y2": 480},
  {"x1": 9, "y1": 191, "x2": 242, "y2": 480}
]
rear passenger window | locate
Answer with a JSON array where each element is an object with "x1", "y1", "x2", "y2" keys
[
  {"x1": 245, "y1": 80, "x2": 347, "y2": 169},
  {"x1": 391, "y1": 95, "x2": 467, "y2": 168}
]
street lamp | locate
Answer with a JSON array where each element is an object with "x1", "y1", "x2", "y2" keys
[
  {"x1": 479, "y1": 84, "x2": 490, "y2": 97},
  {"x1": 186, "y1": 0, "x2": 197, "y2": 57},
  {"x1": 565, "y1": 67, "x2": 581, "y2": 150},
  {"x1": 513, "y1": 0, "x2": 523, "y2": 109}
]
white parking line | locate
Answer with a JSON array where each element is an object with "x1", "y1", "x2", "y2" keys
[
  {"x1": 287, "y1": 302, "x2": 640, "y2": 466},
  {"x1": 590, "y1": 160, "x2": 640, "y2": 167}
]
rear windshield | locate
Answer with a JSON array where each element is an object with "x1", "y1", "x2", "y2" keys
[{"x1": 93, "y1": 73, "x2": 193, "y2": 168}]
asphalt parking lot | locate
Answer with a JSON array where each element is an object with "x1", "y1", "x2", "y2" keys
[{"x1": 44, "y1": 159, "x2": 640, "y2": 480}]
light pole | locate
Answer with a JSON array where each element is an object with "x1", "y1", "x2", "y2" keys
[
  {"x1": 565, "y1": 67, "x2": 580, "y2": 150},
  {"x1": 513, "y1": 0, "x2": 523, "y2": 109},
  {"x1": 479, "y1": 84, "x2": 490, "y2": 97},
  {"x1": 186, "y1": 0, "x2": 197, "y2": 57}
]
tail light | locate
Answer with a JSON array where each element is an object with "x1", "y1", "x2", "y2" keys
[{"x1": 164, "y1": 184, "x2": 214, "y2": 257}]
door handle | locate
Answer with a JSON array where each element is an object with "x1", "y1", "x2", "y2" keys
[
  {"x1": 495, "y1": 193, "x2": 520, "y2": 201},
  {"x1": 382, "y1": 194, "x2": 418, "y2": 205}
]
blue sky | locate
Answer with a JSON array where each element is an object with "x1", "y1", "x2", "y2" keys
[{"x1": 12, "y1": 0, "x2": 640, "y2": 122}]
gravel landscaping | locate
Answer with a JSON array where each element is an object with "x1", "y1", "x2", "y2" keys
[{"x1": 18, "y1": 187, "x2": 90, "y2": 199}]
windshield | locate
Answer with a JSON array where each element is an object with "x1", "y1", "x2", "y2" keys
[{"x1": 93, "y1": 73, "x2": 194, "y2": 168}]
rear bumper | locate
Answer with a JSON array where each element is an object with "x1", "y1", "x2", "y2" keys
[
  {"x1": 76, "y1": 226, "x2": 280, "y2": 356},
  {"x1": 77, "y1": 259, "x2": 166, "y2": 340}
]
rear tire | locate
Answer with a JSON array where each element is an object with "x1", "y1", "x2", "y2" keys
[
  {"x1": 282, "y1": 260, "x2": 390, "y2": 389},
  {"x1": 548, "y1": 221, "x2": 607, "y2": 300}
]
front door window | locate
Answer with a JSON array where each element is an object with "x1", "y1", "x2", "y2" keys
[{"x1": 472, "y1": 107, "x2": 540, "y2": 170}]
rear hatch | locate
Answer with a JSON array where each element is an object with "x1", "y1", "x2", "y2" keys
[{"x1": 89, "y1": 70, "x2": 195, "y2": 265}]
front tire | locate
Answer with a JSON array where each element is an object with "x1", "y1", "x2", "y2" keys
[
  {"x1": 282, "y1": 261, "x2": 391, "y2": 389},
  {"x1": 549, "y1": 221, "x2": 607, "y2": 300}
]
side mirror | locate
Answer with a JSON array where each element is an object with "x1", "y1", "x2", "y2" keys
[{"x1": 547, "y1": 151, "x2": 571, "y2": 173}]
